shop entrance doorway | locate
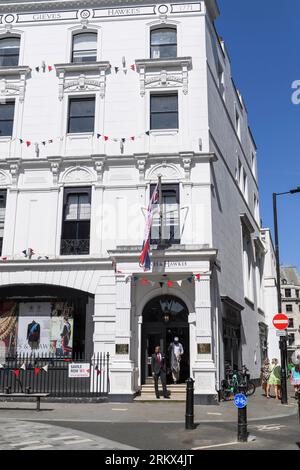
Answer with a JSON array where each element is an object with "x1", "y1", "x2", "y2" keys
[{"x1": 141, "y1": 295, "x2": 189, "y2": 385}]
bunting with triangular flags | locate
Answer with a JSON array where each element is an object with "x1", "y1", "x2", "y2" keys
[
  {"x1": 20, "y1": 363, "x2": 26, "y2": 371},
  {"x1": 42, "y1": 364, "x2": 49, "y2": 373}
]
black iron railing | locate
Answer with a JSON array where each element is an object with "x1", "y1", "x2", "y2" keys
[
  {"x1": 0, "y1": 352, "x2": 110, "y2": 397},
  {"x1": 60, "y1": 239, "x2": 90, "y2": 255}
]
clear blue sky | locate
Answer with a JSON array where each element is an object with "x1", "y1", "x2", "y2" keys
[{"x1": 216, "y1": 0, "x2": 300, "y2": 272}]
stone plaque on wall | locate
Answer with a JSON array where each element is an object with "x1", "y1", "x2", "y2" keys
[
  {"x1": 197, "y1": 343, "x2": 211, "y2": 355},
  {"x1": 116, "y1": 344, "x2": 129, "y2": 355}
]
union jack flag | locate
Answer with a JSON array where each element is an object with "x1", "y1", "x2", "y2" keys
[{"x1": 139, "y1": 184, "x2": 159, "y2": 271}]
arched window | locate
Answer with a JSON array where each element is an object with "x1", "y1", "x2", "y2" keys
[
  {"x1": 72, "y1": 32, "x2": 97, "y2": 63},
  {"x1": 150, "y1": 28, "x2": 177, "y2": 59},
  {"x1": 0, "y1": 37, "x2": 20, "y2": 67}
]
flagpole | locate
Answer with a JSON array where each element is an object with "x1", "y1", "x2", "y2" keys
[{"x1": 158, "y1": 175, "x2": 163, "y2": 247}]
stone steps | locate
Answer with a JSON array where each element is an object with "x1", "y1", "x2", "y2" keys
[{"x1": 134, "y1": 383, "x2": 186, "y2": 402}]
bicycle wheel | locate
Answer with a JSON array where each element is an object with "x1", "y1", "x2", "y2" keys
[{"x1": 246, "y1": 381, "x2": 256, "y2": 396}]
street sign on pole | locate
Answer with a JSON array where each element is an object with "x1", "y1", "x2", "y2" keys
[
  {"x1": 273, "y1": 314, "x2": 289, "y2": 331},
  {"x1": 276, "y1": 331, "x2": 287, "y2": 337}
]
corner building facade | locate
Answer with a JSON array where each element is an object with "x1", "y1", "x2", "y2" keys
[{"x1": 0, "y1": 0, "x2": 269, "y2": 402}]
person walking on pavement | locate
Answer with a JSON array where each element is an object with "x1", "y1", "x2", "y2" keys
[
  {"x1": 260, "y1": 358, "x2": 271, "y2": 397},
  {"x1": 267, "y1": 358, "x2": 281, "y2": 400},
  {"x1": 168, "y1": 337, "x2": 184, "y2": 384},
  {"x1": 290, "y1": 364, "x2": 300, "y2": 397},
  {"x1": 151, "y1": 346, "x2": 170, "y2": 399}
]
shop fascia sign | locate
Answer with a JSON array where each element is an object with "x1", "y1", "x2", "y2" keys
[{"x1": 0, "y1": 3, "x2": 202, "y2": 25}]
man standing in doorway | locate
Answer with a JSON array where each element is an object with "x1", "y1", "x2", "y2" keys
[{"x1": 151, "y1": 346, "x2": 170, "y2": 399}]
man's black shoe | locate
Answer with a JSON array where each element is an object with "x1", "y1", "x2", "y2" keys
[
  {"x1": 156, "y1": 396, "x2": 160, "y2": 399},
  {"x1": 164, "y1": 396, "x2": 170, "y2": 399}
]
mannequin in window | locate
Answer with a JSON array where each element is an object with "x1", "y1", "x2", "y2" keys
[{"x1": 27, "y1": 320, "x2": 40, "y2": 349}]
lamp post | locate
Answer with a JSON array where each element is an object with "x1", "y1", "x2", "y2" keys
[{"x1": 273, "y1": 187, "x2": 300, "y2": 405}]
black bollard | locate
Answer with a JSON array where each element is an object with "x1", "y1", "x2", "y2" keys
[
  {"x1": 237, "y1": 386, "x2": 248, "y2": 443},
  {"x1": 185, "y1": 378, "x2": 195, "y2": 430},
  {"x1": 237, "y1": 405, "x2": 248, "y2": 442}
]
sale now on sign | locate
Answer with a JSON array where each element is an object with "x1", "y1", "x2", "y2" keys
[
  {"x1": 68, "y1": 363, "x2": 90, "y2": 378},
  {"x1": 273, "y1": 314, "x2": 289, "y2": 331}
]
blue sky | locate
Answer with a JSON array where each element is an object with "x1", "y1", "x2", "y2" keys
[{"x1": 216, "y1": 0, "x2": 300, "y2": 272}]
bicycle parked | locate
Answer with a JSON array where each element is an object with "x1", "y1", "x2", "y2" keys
[{"x1": 219, "y1": 364, "x2": 256, "y2": 401}]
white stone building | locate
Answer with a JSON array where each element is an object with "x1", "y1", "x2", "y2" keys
[
  {"x1": 0, "y1": 0, "x2": 273, "y2": 402},
  {"x1": 280, "y1": 266, "x2": 300, "y2": 361},
  {"x1": 260, "y1": 228, "x2": 280, "y2": 361}
]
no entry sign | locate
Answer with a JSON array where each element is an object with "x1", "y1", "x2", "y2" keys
[{"x1": 273, "y1": 313, "x2": 289, "y2": 330}]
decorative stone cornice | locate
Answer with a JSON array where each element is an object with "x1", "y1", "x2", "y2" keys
[
  {"x1": 55, "y1": 62, "x2": 110, "y2": 100},
  {"x1": 0, "y1": 66, "x2": 31, "y2": 103},
  {"x1": 135, "y1": 57, "x2": 192, "y2": 97}
]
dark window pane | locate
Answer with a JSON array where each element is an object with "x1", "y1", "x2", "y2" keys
[
  {"x1": 151, "y1": 95, "x2": 178, "y2": 113},
  {"x1": 68, "y1": 116, "x2": 94, "y2": 133},
  {"x1": 0, "y1": 103, "x2": 15, "y2": 120},
  {"x1": 151, "y1": 112, "x2": 178, "y2": 130},
  {"x1": 0, "y1": 120, "x2": 13, "y2": 136},
  {"x1": 151, "y1": 44, "x2": 177, "y2": 59},
  {"x1": 62, "y1": 221, "x2": 77, "y2": 239},
  {"x1": 0, "y1": 37, "x2": 20, "y2": 67},
  {"x1": 69, "y1": 98, "x2": 95, "y2": 117},
  {"x1": 151, "y1": 29, "x2": 177, "y2": 45},
  {"x1": 0, "y1": 103, "x2": 14, "y2": 136},
  {"x1": 77, "y1": 221, "x2": 90, "y2": 239}
]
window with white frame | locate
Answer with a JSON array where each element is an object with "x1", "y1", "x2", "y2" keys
[
  {"x1": 0, "y1": 101, "x2": 15, "y2": 137},
  {"x1": 150, "y1": 27, "x2": 177, "y2": 59},
  {"x1": 68, "y1": 97, "x2": 95, "y2": 133},
  {"x1": 235, "y1": 108, "x2": 241, "y2": 140},
  {"x1": 251, "y1": 152, "x2": 256, "y2": 177},
  {"x1": 254, "y1": 194, "x2": 259, "y2": 224},
  {"x1": 72, "y1": 32, "x2": 97, "y2": 63},
  {"x1": 150, "y1": 93, "x2": 178, "y2": 130},
  {"x1": 218, "y1": 62, "x2": 225, "y2": 100},
  {"x1": 61, "y1": 188, "x2": 91, "y2": 256},
  {"x1": 242, "y1": 225, "x2": 254, "y2": 302},
  {"x1": 255, "y1": 246, "x2": 264, "y2": 310},
  {"x1": 0, "y1": 36, "x2": 20, "y2": 67}
]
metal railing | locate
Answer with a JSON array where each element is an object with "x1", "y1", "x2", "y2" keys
[
  {"x1": 0, "y1": 352, "x2": 110, "y2": 397},
  {"x1": 60, "y1": 239, "x2": 90, "y2": 255}
]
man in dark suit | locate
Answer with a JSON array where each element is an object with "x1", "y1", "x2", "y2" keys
[{"x1": 151, "y1": 346, "x2": 170, "y2": 399}]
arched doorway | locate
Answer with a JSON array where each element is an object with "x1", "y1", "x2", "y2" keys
[{"x1": 141, "y1": 295, "x2": 189, "y2": 385}]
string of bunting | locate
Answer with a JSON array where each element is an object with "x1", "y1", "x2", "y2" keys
[
  {"x1": 1, "y1": 248, "x2": 50, "y2": 262},
  {"x1": 124, "y1": 273, "x2": 204, "y2": 287},
  {"x1": 0, "y1": 364, "x2": 50, "y2": 376}
]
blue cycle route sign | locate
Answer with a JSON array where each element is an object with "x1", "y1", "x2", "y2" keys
[{"x1": 234, "y1": 393, "x2": 247, "y2": 409}]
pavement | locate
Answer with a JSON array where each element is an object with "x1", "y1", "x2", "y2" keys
[{"x1": 0, "y1": 387, "x2": 299, "y2": 450}]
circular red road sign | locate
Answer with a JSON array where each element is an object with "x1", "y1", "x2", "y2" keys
[{"x1": 273, "y1": 313, "x2": 289, "y2": 330}]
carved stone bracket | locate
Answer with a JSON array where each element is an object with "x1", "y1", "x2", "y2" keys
[
  {"x1": 55, "y1": 62, "x2": 110, "y2": 101},
  {"x1": 135, "y1": 57, "x2": 192, "y2": 97},
  {"x1": 92, "y1": 156, "x2": 106, "y2": 183},
  {"x1": 0, "y1": 66, "x2": 31, "y2": 103},
  {"x1": 48, "y1": 158, "x2": 62, "y2": 185},
  {"x1": 134, "y1": 154, "x2": 147, "y2": 182},
  {"x1": 7, "y1": 158, "x2": 21, "y2": 186},
  {"x1": 180, "y1": 152, "x2": 194, "y2": 179}
]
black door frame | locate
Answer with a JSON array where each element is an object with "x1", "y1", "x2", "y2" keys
[{"x1": 141, "y1": 295, "x2": 190, "y2": 385}]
